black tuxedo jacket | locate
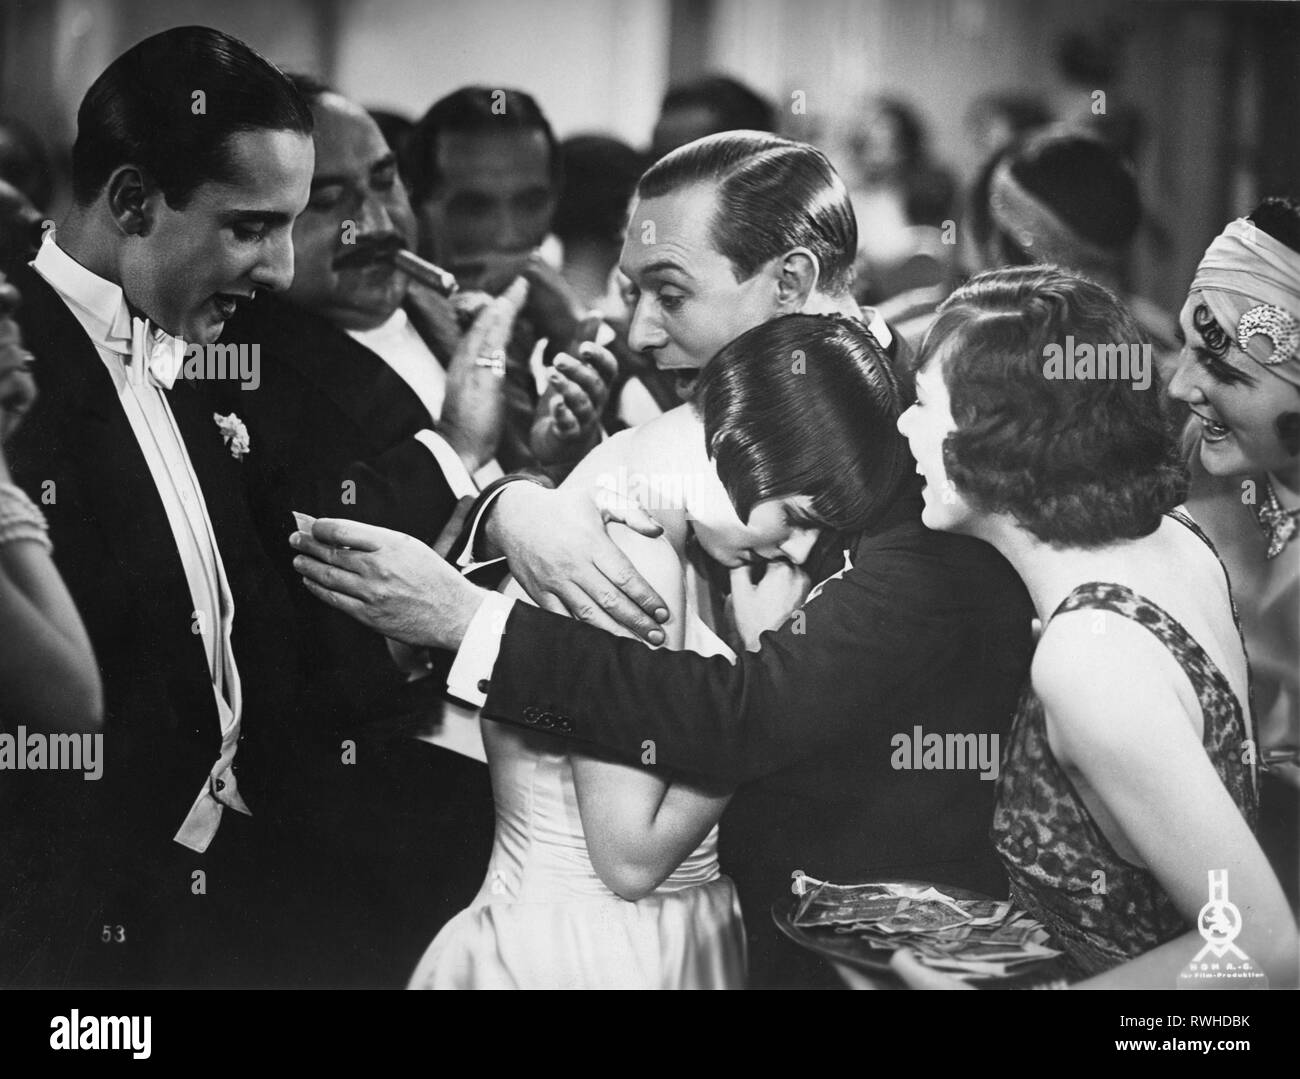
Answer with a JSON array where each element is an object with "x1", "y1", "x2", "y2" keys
[
  {"x1": 1, "y1": 261, "x2": 299, "y2": 830},
  {"x1": 215, "y1": 294, "x2": 465, "y2": 738},
  {"x1": 211, "y1": 294, "x2": 499, "y2": 984},
  {"x1": 480, "y1": 485, "x2": 1035, "y2": 986},
  {"x1": 0, "y1": 261, "x2": 301, "y2": 985}
]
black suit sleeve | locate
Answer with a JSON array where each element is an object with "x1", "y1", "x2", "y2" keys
[
  {"x1": 480, "y1": 525, "x2": 1003, "y2": 787},
  {"x1": 335, "y1": 435, "x2": 461, "y2": 551}
]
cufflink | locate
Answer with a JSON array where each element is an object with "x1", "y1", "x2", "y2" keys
[{"x1": 477, "y1": 679, "x2": 490, "y2": 694}]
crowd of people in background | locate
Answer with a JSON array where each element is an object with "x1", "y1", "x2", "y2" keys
[{"x1": 0, "y1": 22, "x2": 1295, "y2": 990}]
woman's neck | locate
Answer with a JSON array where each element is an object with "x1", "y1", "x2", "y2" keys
[{"x1": 975, "y1": 516, "x2": 1140, "y2": 623}]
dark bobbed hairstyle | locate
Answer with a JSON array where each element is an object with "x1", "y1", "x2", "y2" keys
[
  {"x1": 552, "y1": 134, "x2": 645, "y2": 245},
  {"x1": 661, "y1": 75, "x2": 776, "y2": 134},
  {"x1": 919, "y1": 265, "x2": 1186, "y2": 547},
  {"x1": 1248, "y1": 195, "x2": 1300, "y2": 253},
  {"x1": 72, "y1": 26, "x2": 313, "y2": 208},
  {"x1": 405, "y1": 87, "x2": 559, "y2": 206},
  {"x1": 969, "y1": 128, "x2": 1142, "y2": 263},
  {"x1": 638, "y1": 131, "x2": 857, "y2": 295},
  {"x1": 699, "y1": 313, "x2": 910, "y2": 533}
]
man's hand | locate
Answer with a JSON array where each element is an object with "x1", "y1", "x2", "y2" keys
[
  {"x1": 485, "y1": 480, "x2": 670, "y2": 643},
  {"x1": 530, "y1": 339, "x2": 618, "y2": 466},
  {"x1": 440, "y1": 277, "x2": 528, "y2": 473},
  {"x1": 727, "y1": 561, "x2": 811, "y2": 651},
  {"x1": 290, "y1": 518, "x2": 486, "y2": 650}
]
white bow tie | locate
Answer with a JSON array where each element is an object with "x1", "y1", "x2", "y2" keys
[{"x1": 129, "y1": 317, "x2": 187, "y2": 390}]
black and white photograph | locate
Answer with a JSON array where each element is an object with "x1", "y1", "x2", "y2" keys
[{"x1": 0, "y1": 0, "x2": 1297, "y2": 1022}]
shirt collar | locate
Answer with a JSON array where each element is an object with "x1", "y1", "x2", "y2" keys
[{"x1": 32, "y1": 235, "x2": 134, "y2": 354}]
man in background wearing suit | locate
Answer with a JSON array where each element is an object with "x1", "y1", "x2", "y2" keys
[
  {"x1": 292, "y1": 133, "x2": 1037, "y2": 988},
  {"x1": 0, "y1": 26, "x2": 314, "y2": 987},
  {"x1": 215, "y1": 81, "x2": 619, "y2": 984}
]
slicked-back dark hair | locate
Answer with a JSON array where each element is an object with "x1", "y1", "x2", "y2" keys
[
  {"x1": 72, "y1": 26, "x2": 313, "y2": 208},
  {"x1": 637, "y1": 131, "x2": 857, "y2": 296},
  {"x1": 919, "y1": 265, "x2": 1185, "y2": 546},
  {"x1": 699, "y1": 313, "x2": 909, "y2": 532},
  {"x1": 405, "y1": 86, "x2": 559, "y2": 206}
]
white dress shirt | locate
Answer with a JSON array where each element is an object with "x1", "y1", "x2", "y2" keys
[
  {"x1": 346, "y1": 307, "x2": 504, "y2": 494},
  {"x1": 33, "y1": 237, "x2": 249, "y2": 852}
]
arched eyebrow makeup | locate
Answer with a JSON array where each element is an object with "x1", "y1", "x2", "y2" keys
[{"x1": 1192, "y1": 302, "x2": 1254, "y2": 386}]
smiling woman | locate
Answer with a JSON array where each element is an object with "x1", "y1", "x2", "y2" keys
[
  {"x1": 894, "y1": 265, "x2": 1297, "y2": 989},
  {"x1": 1168, "y1": 197, "x2": 1300, "y2": 911}
]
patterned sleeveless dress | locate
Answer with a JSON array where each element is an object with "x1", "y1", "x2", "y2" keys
[{"x1": 991, "y1": 513, "x2": 1259, "y2": 977}]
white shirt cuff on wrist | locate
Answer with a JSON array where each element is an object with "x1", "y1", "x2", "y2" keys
[{"x1": 446, "y1": 591, "x2": 517, "y2": 707}]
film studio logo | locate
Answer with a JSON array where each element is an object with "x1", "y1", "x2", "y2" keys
[{"x1": 1177, "y1": 869, "x2": 1268, "y2": 989}]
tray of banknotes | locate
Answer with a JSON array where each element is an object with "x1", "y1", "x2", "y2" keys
[{"x1": 773, "y1": 876, "x2": 1065, "y2": 983}]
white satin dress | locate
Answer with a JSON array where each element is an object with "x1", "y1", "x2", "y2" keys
[{"x1": 409, "y1": 567, "x2": 746, "y2": 990}]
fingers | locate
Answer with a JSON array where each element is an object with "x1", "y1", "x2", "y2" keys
[
  {"x1": 301, "y1": 577, "x2": 371, "y2": 621},
  {"x1": 579, "y1": 339, "x2": 619, "y2": 384},
  {"x1": 309, "y1": 517, "x2": 387, "y2": 552},
  {"x1": 459, "y1": 277, "x2": 528, "y2": 362},
  {"x1": 289, "y1": 529, "x2": 371, "y2": 573},
  {"x1": 591, "y1": 486, "x2": 664, "y2": 539},
  {"x1": 556, "y1": 578, "x2": 662, "y2": 643},
  {"x1": 592, "y1": 547, "x2": 669, "y2": 628},
  {"x1": 293, "y1": 552, "x2": 369, "y2": 600}
]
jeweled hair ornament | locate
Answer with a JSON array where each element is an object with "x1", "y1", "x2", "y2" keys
[{"x1": 1190, "y1": 217, "x2": 1300, "y2": 388}]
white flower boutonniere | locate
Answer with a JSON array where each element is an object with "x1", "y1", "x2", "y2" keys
[{"x1": 213, "y1": 412, "x2": 251, "y2": 460}]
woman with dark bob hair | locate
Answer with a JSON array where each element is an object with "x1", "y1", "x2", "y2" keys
[
  {"x1": 409, "y1": 313, "x2": 913, "y2": 989},
  {"x1": 893, "y1": 265, "x2": 1297, "y2": 989}
]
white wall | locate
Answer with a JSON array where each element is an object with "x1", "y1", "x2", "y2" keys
[{"x1": 333, "y1": 0, "x2": 671, "y2": 144}]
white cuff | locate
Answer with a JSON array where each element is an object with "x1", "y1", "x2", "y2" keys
[
  {"x1": 455, "y1": 480, "x2": 517, "y2": 572},
  {"x1": 415, "y1": 429, "x2": 477, "y2": 500},
  {"x1": 446, "y1": 591, "x2": 517, "y2": 707}
]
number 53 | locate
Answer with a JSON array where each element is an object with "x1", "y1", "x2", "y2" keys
[{"x1": 100, "y1": 924, "x2": 125, "y2": 943}]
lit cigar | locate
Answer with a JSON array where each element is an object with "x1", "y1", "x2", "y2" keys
[{"x1": 391, "y1": 248, "x2": 459, "y2": 298}]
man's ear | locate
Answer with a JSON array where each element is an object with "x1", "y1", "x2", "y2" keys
[
  {"x1": 105, "y1": 165, "x2": 160, "y2": 238},
  {"x1": 773, "y1": 246, "x2": 820, "y2": 312}
]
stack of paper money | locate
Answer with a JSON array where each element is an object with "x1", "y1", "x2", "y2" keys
[{"x1": 792, "y1": 880, "x2": 1061, "y2": 980}]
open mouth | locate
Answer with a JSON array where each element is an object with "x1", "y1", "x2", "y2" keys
[
  {"x1": 1190, "y1": 407, "x2": 1231, "y2": 443},
  {"x1": 213, "y1": 293, "x2": 246, "y2": 321}
]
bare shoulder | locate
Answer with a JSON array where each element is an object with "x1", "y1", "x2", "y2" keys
[{"x1": 1032, "y1": 611, "x2": 1186, "y2": 754}]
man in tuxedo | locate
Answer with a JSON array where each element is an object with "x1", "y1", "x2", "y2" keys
[
  {"x1": 291, "y1": 133, "x2": 1037, "y2": 988},
  {"x1": 0, "y1": 26, "x2": 315, "y2": 988},
  {"x1": 214, "y1": 80, "x2": 619, "y2": 984}
]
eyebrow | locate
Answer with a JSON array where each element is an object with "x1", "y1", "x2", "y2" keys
[
  {"x1": 226, "y1": 209, "x2": 296, "y2": 225},
  {"x1": 638, "y1": 259, "x2": 692, "y2": 279}
]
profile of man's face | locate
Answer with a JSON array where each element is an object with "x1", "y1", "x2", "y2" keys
[
  {"x1": 285, "y1": 93, "x2": 416, "y2": 330},
  {"x1": 619, "y1": 182, "x2": 780, "y2": 395},
  {"x1": 414, "y1": 128, "x2": 555, "y2": 289},
  {"x1": 119, "y1": 128, "x2": 313, "y2": 344}
]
